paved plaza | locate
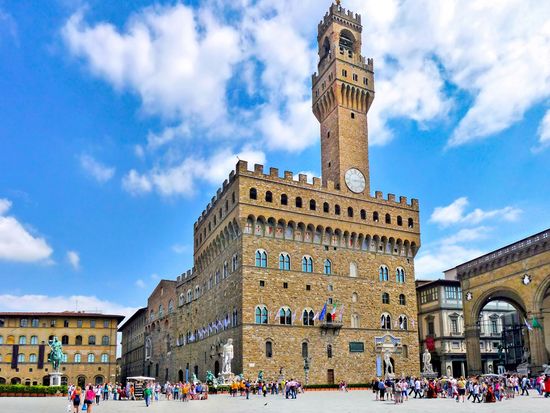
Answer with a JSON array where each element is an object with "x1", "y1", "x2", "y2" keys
[{"x1": 0, "y1": 391, "x2": 548, "y2": 413}]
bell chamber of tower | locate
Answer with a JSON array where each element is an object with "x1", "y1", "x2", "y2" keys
[{"x1": 312, "y1": 2, "x2": 375, "y2": 195}]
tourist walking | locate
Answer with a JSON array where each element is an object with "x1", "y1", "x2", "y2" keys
[
  {"x1": 84, "y1": 385, "x2": 95, "y2": 412},
  {"x1": 71, "y1": 386, "x2": 82, "y2": 413}
]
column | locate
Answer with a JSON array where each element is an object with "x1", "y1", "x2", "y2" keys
[
  {"x1": 464, "y1": 324, "x2": 482, "y2": 375},
  {"x1": 528, "y1": 313, "x2": 547, "y2": 373}
]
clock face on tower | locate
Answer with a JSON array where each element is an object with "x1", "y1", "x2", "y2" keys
[{"x1": 344, "y1": 168, "x2": 366, "y2": 193}]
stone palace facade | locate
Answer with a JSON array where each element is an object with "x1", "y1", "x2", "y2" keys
[{"x1": 131, "y1": 2, "x2": 422, "y2": 385}]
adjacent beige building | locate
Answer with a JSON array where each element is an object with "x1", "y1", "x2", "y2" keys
[
  {"x1": 0, "y1": 311, "x2": 124, "y2": 386},
  {"x1": 118, "y1": 307, "x2": 146, "y2": 382}
]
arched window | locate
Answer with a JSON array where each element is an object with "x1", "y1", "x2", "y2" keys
[
  {"x1": 347, "y1": 207, "x2": 353, "y2": 217},
  {"x1": 88, "y1": 353, "x2": 95, "y2": 363},
  {"x1": 335, "y1": 205, "x2": 341, "y2": 215},
  {"x1": 223, "y1": 261, "x2": 228, "y2": 278},
  {"x1": 360, "y1": 209, "x2": 366, "y2": 220},
  {"x1": 301, "y1": 256, "x2": 313, "y2": 273},
  {"x1": 352, "y1": 292, "x2": 358, "y2": 303},
  {"x1": 382, "y1": 292, "x2": 390, "y2": 304},
  {"x1": 397, "y1": 216, "x2": 403, "y2": 226},
  {"x1": 61, "y1": 335, "x2": 68, "y2": 345},
  {"x1": 301, "y1": 342, "x2": 309, "y2": 358},
  {"x1": 349, "y1": 262, "x2": 357, "y2": 277},
  {"x1": 88, "y1": 335, "x2": 96, "y2": 345},
  {"x1": 179, "y1": 293, "x2": 185, "y2": 306},
  {"x1": 396, "y1": 268, "x2": 405, "y2": 283},
  {"x1": 101, "y1": 354, "x2": 109, "y2": 363},
  {"x1": 295, "y1": 197, "x2": 303, "y2": 208},
  {"x1": 75, "y1": 335, "x2": 82, "y2": 346},
  {"x1": 62, "y1": 353, "x2": 68, "y2": 363},
  {"x1": 102, "y1": 335, "x2": 109, "y2": 346},
  {"x1": 158, "y1": 304, "x2": 164, "y2": 318},
  {"x1": 408, "y1": 218, "x2": 414, "y2": 228},
  {"x1": 323, "y1": 259, "x2": 332, "y2": 275},
  {"x1": 279, "y1": 307, "x2": 292, "y2": 325},
  {"x1": 399, "y1": 294, "x2": 406, "y2": 305},
  {"x1": 323, "y1": 202, "x2": 329, "y2": 213},
  {"x1": 265, "y1": 341, "x2": 273, "y2": 358},
  {"x1": 379, "y1": 265, "x2": 389, "y2": 281},
  {"x1": 399, "y1": 315, "x2": 408, "y2": 330},
  {"x1": 249, "y1": 188, "x2": 257, "y2": 200},
  {"x1": 307, "y1": 198, "x2": 315, "y2": 211},
  {"x1": 168, "y1": 299, "x2": 174, "y2": 313},
  {"x1": 281, "y1": 194, "x2": 288, "y2": 205},
  {"x1": 74, "y1": 354, "x2": 81, "y2": 363},
  {"x1": 302, "y1": 309, "x2": 315, "y2": 326},
  {"x1": 373, "y1": 211, "x2": 379, "y2": 222},
  {"x1": 19, "y1": 336, "x2": 26, "y2": 345},
  {"x1": 351, "y1": 313, "x2": 360, "y2": 328},
  {"x1": 17, "y1": 354, "x2": 25, "y2": 363},
  {"x1": 327, "y1": 344, "x2": 333, "y2": 358},
  {"x1": 187, "y1": 290, "x2": 192, "y2": 302},
  {"x1": 279, "y1": 253, "x2": 290, "y2": 270},
  {"x1": 29, "y1": 354, "x2": 37, "y2": 363},
  {"x1": 339, "y1": 29, "x2": 355, "y2": 53},
  {"x1": 255, "y1": 249, "x2": 267, "y2": 268},
  {"x1": 381, "y1": 313, "x2": 391, "y2": 330},
  {"x1": 255, "y1": 306, "x2": 268, "y2": 324},
  {"x1": 385, "y1": 213, "x2": 391, "y2": 224},
  {"x1": 265, "y1": 191, "x2": 273, "y2": 202}
]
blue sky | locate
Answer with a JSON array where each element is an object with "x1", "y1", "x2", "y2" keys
[{"x1": 0, "y1": 0, "x2": 549, "y2": 317}]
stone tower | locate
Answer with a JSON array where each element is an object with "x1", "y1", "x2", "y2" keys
[{"x1": 312, "y1": 2, "x2": 374, "y2": 194}]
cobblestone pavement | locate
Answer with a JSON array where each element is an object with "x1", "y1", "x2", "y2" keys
[{"x1": 0, "y1": 391, "x2": 548, "y2": 413}]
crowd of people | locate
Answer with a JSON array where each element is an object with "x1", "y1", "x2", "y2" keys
[
  {"x1": 65, "y1": 373, "x2": 549, "y2": 410},
  {"x1": 371, "y1": 373, "x2": 550, "y2": 404}
]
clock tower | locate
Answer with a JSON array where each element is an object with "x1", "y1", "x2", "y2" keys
[{"x1": 312, "y1": 2, "x2": 374, "y2": 194}]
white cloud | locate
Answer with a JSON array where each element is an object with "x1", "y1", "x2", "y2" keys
[
  {"x1": 0, "y1": 8, "x2": 17, "y2": 44},
  {"x1": 293, "y1": 171, "x2": 318, "y2": 183},
  {"x1": 66, "y1": 250, "x2": 80, "y2": 270},
  {"x1": 0, "y1": 294, "x2": 137, "y2": 320},
  {"x1": 534, "y1": 109, "x2": 550, "y2": 152},
  {"x1": 430, "y1": 197, "x2": 521, "y2": 227},
  {"x1": 63, "y1": 0, "x2": 550, "y2": 158},
  {"x1": 122, "y1": 148, "x2": 265, "y2": 197},
  {"x1": 0, "y1": 198, "x2": 53, "y2": 263},
  {"x1": 441, "y1": 226, "x2": 491, "y2": 245},
  {"x1": 135, "y1": 279, "x2": 146, "y2": 289},
  {"x1": 79, "y1": 154, "x2": 115, "y2": 183},
  {"x1": 63, "y1": 5, "x2": 241, "y2": 127},
  {"x1": 172, "y1": 244, "x2": 188, "y2": 254},
  {"x1": 415, "y1": 243, "x2": 485, "y2": 279},
  {"x1": 0, "y1": 198, "x2": 11, "y2": 215}
]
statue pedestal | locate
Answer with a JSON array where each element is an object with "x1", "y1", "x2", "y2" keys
[
  {"x1": 50, "y1": 371, "x2": 62, "y2": 387},
  {"x1": 385, "y1": 373, "x2": 395, "y2": 380},
  {"x1": 222, "y1": 372, "x2": 235, "y2": 383}
]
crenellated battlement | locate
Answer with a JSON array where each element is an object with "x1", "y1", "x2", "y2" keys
[
  {"x1": 193, "y1": 160, "x2": 419, "y2": 230},
  {"x1": 318, "y1": 3, "x2": 362, "y2": 37},
  {"x1": 176, "y1": 268, "x2": 196, "y2": 286}
]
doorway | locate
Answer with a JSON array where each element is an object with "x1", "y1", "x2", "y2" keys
[{"x1": 327, "y1": 369, "x2": 334, "y2": 384}]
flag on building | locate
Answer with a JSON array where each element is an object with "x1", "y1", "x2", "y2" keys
[
  {"x1": 313, "y1": 311, "x2": 320, "y2": 321},
  {"x1": 532, "y1": 317, "x2": 542, "y2": 329},
  {"x1": 330, "y1": 303, "x2": 337, "y2": 321},
  {"x1": 319, "y1": 303, "x2": 327, "y2": 321},
  {"x1": 338, "y1": 304, "x2": 345, "y2": 322}
]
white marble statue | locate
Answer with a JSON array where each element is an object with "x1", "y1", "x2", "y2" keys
[
  {"x1": 423, "y1": 348, "x2": 434, "y2": 373},
  {"x1": 222, "y1": 338, "x2": 234, "y2": 374},
  {"x1": 383, "y1": 350, "x2": 394, "y2": 376}
]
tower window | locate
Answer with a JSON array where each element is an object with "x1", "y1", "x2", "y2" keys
[
  {"x1": 335, "y1": 205, "x2": 341, "y2": 215},
  {"x1": 347, "y1": 207, "x2": 354, "y2": 217},
  {"x1": 249, "y1": 188, "x2": 257, "y2": 200},
  {"x1": 342, "y1": 69, "x2": 347, "y2": 77},
  {"x1": 309, "y1": 199, "x2": 316, "y2": 210},
  {"x1": 328, "y1": 162, "x2": 331, "y2": 167},
  {"x1": 281, "y1": 194, "x2": 288, "y2": 205},
  {"x1": 323, "y1": 202, "x2": 329, "y2": 213},
  {"x1": 397, "y1": 216, "x2": 403, "y2": 226},
  {"x1": 373, "y1": 211, "x2": 379, "y2": 222},
  {"x1": 382, "y1": 293, "x2": 390, "y2": 304},
  {"x1": 385, "y1": 213, "x2": 391, "y2": 224},
  {"x1": 363, "y1": 77, "x2": 368, "y2": 85},
  {"x1": 353, "y1": 74, "x2": 358, "y2": 81},
  {"x1": 327, "y1": 131, "x2": 330, "y2": 139},
  {"x1": 296, "y1": 197, "x2": 303, "y2": 208},
  {"x1": 408, "y1": 218, "x2": 414, "y2": 228},
  {"x1": 265, "y1": 191, "x2": 273, "y2": 202},
  {"x1": 360, "y1": 209, "x2": 366, "y2": 220},
  {"x1": 351, "y1": 112, "x2": 355, "y2": 119}
]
